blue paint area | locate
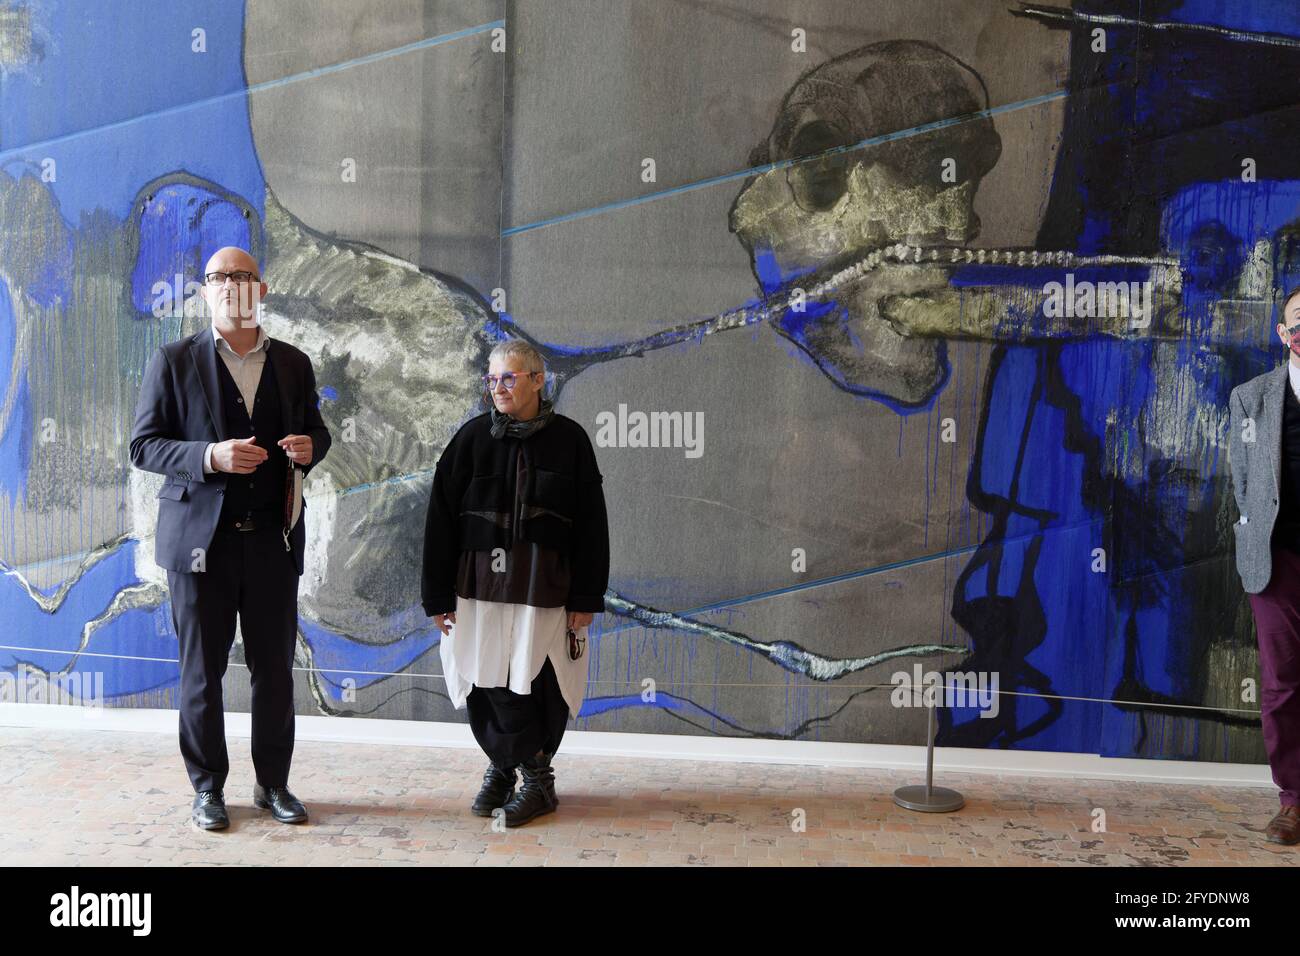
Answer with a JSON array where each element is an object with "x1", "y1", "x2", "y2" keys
[
  {"x1": 972, "y1": 346, "x2": 1037, "y2": 504},
  {"x1": 298, "y1": 615, "x2": 440, "y2": 699},
  {"x1": 73, "y1": 602, "x2": 180, "y2": 702},
  {"x1": 130, "y1": 182, "x2": 255, "y2": 313},
  {"x1": 0, "y1": 0, "x2": 265, "y2": 223},
  {"x1": 940, "y1": 0, "x2": 1300, "y2": 758},
  {"x1": 942, "y1": 335, "x2": 1118, "y2": 753},
  {"x1": 1170, "y1": 0, "x2": 1300, "y2": 37},
  {"x1": 752, "y1": 246, "x2": 817, "y2": 297},
  {"x1": 577, "y1": 692, "x2": 687, "y2": 717},
  {"x1": 320, "y1": 386, "x2": 338, "y2": 401},
  {"x1": 578, "y1": 689, "x2": 793, "y2": 739},
  {"x1": 0, "y1": 541, "x2": 179, "y2": 700},
  {"x1": 941, "y1": 282, "x2": 1219, "y2": 754}
]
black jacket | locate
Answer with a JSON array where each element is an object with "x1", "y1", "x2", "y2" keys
[
  {"x1": 129, "y1": 329, "x2": 331, "y2": 576},
  {"x1": 421, "y1": 411, "x2": 609, "y2": 616}
]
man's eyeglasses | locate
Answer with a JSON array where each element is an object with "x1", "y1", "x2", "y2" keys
[
  {"x1": 204, "y1": 270, "x2": 260, "y2": 286},
  {"x1": 483, "y1": 371, "x2": 539, "y2": 391}
]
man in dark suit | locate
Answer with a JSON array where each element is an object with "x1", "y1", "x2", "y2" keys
[{"x1": 130, "y1": 246, "x2": 330, "y2": 830}]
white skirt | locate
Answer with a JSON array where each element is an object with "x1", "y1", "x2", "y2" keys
[{"x1": 441, "y1": 595, "x2": 591, "y2": 718}]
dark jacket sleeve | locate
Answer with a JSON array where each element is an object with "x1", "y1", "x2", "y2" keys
[
  {"x1": 301, "y1": 354, "x2": 331, "y2": 477},
  {"x1": 128, "y1": 347, "x2": 211, "y2": 482},
  {"x1": 566, "y1": 426, "x2": 610, "y2": 614},
  {"x1": 422, "y1": 429, "x2": 463, "y2": 617}
]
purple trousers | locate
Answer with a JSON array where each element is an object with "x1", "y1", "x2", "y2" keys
[{"x1": 1246, "y1": 545, "x2": 1300, "y2": 807}]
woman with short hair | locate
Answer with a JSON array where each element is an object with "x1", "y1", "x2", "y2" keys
[{"x1": 422, "y1": 340, "x2": 609, "y2": 826}]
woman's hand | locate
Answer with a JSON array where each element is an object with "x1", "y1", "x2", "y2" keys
[
  {"x1": 567, "y1": 611, "x2": 594, "y2": 630},
  {"x1": 434, "y1": 612, "x2": 456, "y2": 636}
]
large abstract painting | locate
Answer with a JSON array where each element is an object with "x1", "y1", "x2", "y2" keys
[{"x1": 3, "y1": 0, "x2": 1296, "y2": 764}]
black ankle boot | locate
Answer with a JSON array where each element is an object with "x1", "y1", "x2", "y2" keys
[
  {"x1": 501, "y1": 752, "x2": 557, "y2": 827},
  {"x1": 471, "y1": 762, "x2": 518, "y2": 816}
]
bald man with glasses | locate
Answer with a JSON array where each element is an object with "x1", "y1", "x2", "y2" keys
[{"x1": 130, "y1": 246, "x2": 331, "y2": 830}]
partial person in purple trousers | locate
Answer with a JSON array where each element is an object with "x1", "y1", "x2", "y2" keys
[{"x1": 1229, "y1": 285, "x2": 1300, "y2": 845}]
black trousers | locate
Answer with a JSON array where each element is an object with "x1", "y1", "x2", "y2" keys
[
  {"x1": 466, "y1": 656, "x2": 570, "y2": 768},
  {"x1": 166, "y1": 526, "x2": 299, "y2": 793}
]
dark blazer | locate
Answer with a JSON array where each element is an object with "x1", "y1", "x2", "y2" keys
[
  {"x1": 421, "y1": 411, "x2": 609, "y2": 616},
  {"x1": 1228, "y1": 362, "x2": 1291, "y2": 594},
  {"x1": 129, "y1": 328, "x2": 331, "y2": 575}
]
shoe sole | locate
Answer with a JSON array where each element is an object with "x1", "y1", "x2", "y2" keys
[
  {"x1": 1266, "y1": 833, "x2": 1300, "y2": 845},
  {"x1": 253, "y1": 797, "x2": 307, "y2": 823},
  {"x1": 192, "y1": 816, "x2": 229, "y2": 831}
]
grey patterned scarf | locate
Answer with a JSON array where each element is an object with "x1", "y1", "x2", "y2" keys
[{"x1": 489, "y1": 396, "x2": 555, "y2": 440}]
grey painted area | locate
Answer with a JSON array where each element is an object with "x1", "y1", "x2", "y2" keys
[
  {"x1": 246, "y1": 0, "x2": 504, "y2": 292},
  {"x1": 505, "y1": 0, "x2": 1067, "y2": 228}
]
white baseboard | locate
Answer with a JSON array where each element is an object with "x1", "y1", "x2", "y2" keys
[{"x1": 0, "y1": 702, "x2": 1274, "y2": 788}]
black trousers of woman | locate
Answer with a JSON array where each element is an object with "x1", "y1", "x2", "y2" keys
[{"x1": 466, "y1": 656, "x2": 570, "y2": 767}]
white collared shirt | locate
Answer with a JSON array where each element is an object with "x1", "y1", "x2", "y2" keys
[{"x1": 202, "y1": 323, "x2": 270, "y2": 473}]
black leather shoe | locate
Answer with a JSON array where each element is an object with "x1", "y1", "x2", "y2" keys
[
  {"x1": 471, "y1": 763, "x2": 517, "y2": 816},
  {"x1": 253, "y1": 783, "x2": 308, "y2": 824},
  {"x1": 191, "y1": 789, "x2": 229, "y2": 830},
  {"x1": 501, "y1": 752, "x2": 557, "y2": 827}
]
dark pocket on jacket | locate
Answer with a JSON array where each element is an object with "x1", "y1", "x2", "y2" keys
[
  {"x1": 462, "y1": 473, "x2": 503, "y2": 509},
  {"x1": 532, "y1": 467, "x2": 576, "y2": 519}
]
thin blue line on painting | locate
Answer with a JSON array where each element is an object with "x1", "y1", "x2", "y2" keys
[
  {"x1": 671, "y1": 542, "x2": 983, "y2": 619},
  {"x1": 0, "y1": 19, "x2": 504, "y2": 167},
  {"x1": 502, "y1": 88, "x2": 1069, "y2": 238},
  {"x1": 604, "y1": 513, "x2": 1106, "y2": 636}
]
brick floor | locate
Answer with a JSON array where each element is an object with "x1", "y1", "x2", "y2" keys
[{"x1": 1, "y1": 726, "x2": 1295, "y2": 866}]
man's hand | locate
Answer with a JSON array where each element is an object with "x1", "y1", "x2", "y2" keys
[
  {"x1": 212, "y1": 436, "x2": 268, "y2": 474},
  {"x1": 278, "y1": 434, "x2": 313, "y2": 466},
  {"x1": 567, "y1": 611, "x2": 595, "y2": 630},
  {"x1": 434, "y1": 612, "x2": 456, "y2": 637}
]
